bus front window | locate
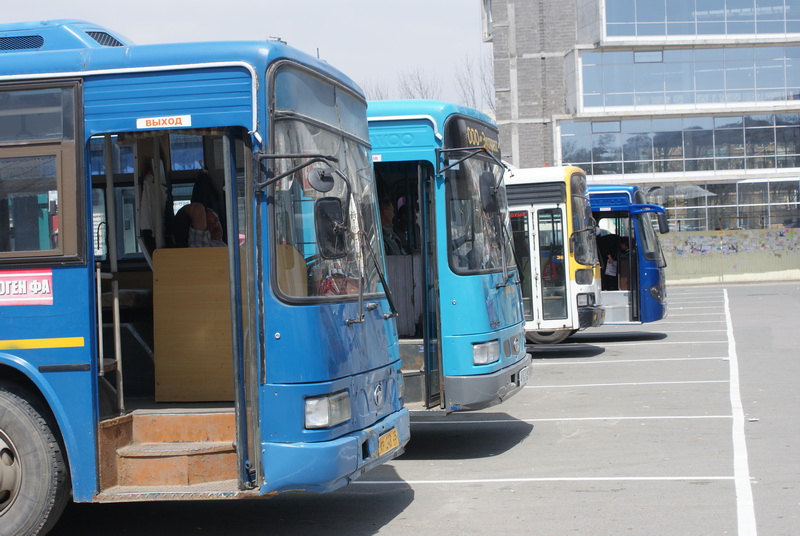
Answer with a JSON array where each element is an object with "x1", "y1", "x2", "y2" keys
[
  {"x1": 569, "y1": 173, "x2": 599, "y2": 266},
  {"x1": 639, "y1": 214, "x2": 667, "y2": 267},
  {"x1": 272, "y1": 120, "x2": 381, "y2": 299},
  {"x1": 447, "y1": 159, "x2": 514, "y2": 274}
]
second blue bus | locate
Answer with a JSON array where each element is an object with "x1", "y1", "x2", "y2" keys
[{"x1": 367, "y1": 100, "x2": 531, "y2": 412}]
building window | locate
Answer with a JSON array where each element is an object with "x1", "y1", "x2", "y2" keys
[
  {"x1": 644, "y1": 178, "x2": 800, "y2": 231},
  {"x1": 482, "y1": 0, "x2": 494, "y2": 42},
  {"x1": 561, "y1": 113, "x2": 800, "y2": 179},
  {"x1": 605, "y1": 0, "x2": 800, "y2": 38},
  {"x1": 581, "y1": 45, "x2": 800, "y2": 112}
]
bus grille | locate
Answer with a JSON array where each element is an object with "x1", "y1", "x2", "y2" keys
[
  {"x1": 0, "y1": 35, "x2": 44, "y2": 51},
  {"x1": 87, "y1": 32, "x2": 124, "y2": 47}
]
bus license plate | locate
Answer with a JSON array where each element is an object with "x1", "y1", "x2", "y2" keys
[
  {"x1": 518, "y1": 365, "x2": 530, "y2": 387},
  {"x1": 378, "y1": 428, "x2": 400, "y2": 457}
]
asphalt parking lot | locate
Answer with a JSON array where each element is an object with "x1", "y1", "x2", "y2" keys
[{"x1": 51, "y1": 282, "x2": 799, "y2": 536}]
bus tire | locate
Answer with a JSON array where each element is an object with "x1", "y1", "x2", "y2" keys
[
  {"x1": 526, "y1": 330, "x2": 572, "y2": 344},
  {"x1": 0, "y1": 385, "x2": 70, "y2": 536}
]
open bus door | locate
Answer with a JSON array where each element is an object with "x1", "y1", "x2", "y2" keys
[
  {"x1": 379, "y1": 161, "x2": 443, "y2": 410},
  {"x1": 94, "y1": 127, "x2": 257, "y2": 495},
  {"x1": 529, "y1": 204, "x2": 571, "y2": 343},
  {"x1": 421, "y1": 163, "x2": 442, "y2": 408}
]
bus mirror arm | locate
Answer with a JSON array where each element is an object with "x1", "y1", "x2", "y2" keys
[
  {"x1": 435, "y1": 146, "x2": 508, "y2": 176},
  {"x1": 254, "y1": 153, "x2": 339, "y2": 192}
]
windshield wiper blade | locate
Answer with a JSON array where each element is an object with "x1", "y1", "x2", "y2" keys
[{"x1": 364, "y1": 238, "x2": 398, "y2": 319}]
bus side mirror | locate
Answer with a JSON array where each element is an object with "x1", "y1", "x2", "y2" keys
[
  {"x1": 314, "y1": 197, "x2": 348, "y2": 259},
  {"x1": 308, "y1": 168, "x2": 336, "y2": 193},
  {"x1": 657, "y1": 213, "x2": 669, "y2": 234},
  {"x1": 479, "y1": 170, "x2": 499, "y2": 213}
]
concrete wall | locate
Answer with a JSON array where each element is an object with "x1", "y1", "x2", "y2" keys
[{"x1": 661, "y1": 229, "x2": 800, "y2": 284}]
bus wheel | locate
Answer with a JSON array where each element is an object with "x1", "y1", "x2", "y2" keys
[
  {"x1": 526, "y1": 330, "x2": 572, "y2": 344},
  {"x1": 0, "y1": 386, "x2": 70, "y2": 536}
]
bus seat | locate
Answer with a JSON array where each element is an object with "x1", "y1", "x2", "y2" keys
[
  {"x1": 276, "y1": 244, "x2": 308, "y2": 297},
  {"x1": 166, "y1": 204, "x2": 193, "y2": 248}
]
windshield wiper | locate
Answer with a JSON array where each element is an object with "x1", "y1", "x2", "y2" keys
[
  {"x1": 363, "y1": 235, "x2": 399, "y2": 320},
  {"x1": 500, "y1": 222, "x2": 523, "y2": 287}
]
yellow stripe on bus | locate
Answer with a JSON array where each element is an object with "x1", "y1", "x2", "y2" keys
[{"x1": 0, "y1": 337, "x2": 85, "y2": 350}]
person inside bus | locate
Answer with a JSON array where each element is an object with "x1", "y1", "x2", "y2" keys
[
  {"x1": 184, "y1": 202, "x2": 226, "y2": 247},
  {"x1": 618, "y1": 236, "x2": 630, "y2": 290},
  {"x1": 597, "y1": 232, "x2": 621, "y2": 290},
  {"x1": 380, "y1": 199, "x2": 406, "y2": 255}
]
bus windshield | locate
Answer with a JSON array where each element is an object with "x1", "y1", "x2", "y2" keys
[
  {"x1": 271, "y1": 68, "x2": 381, "y2": 300},
  {"x1": 569, "y1": 173, "x2": 599, "y2": 266},
  {"x1": 639, "y1": 214, "x2": 667, "y2": 267},
  {"x1": 447, "y1": 158, "x2": 515, "y2": 274}
]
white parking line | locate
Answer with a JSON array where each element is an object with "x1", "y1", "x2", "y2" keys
[
  {"x1": 655, "y1": 320, "x2": 726, "y2": 324},
  {"x1": 667, "y1": 312, "x2": 726, "y2": 317},
  {"x1": 526, "y1": 380, "x2": 728, "y2": 389},
  {"x1": 531, "y1": 357, "x2": 727, "y2": 365},
  {"x1": 355, "y1": 476, "x2": 735, "y2": 485},
  {"x1": 586, "y1": 340, "x2": 726, "y2": 347},
  {"x1": 412, "y1": 415, "x2": 732, "y2": 425},
  {"x1": 670, "y1": 306, "x2": 727, "y2": 309},
  {"x1": 724, "y1": 288, "x2": 757, "y2": 535},
  {"x1": 647, "y1": 329, "x2": 728, "y2": 333}
]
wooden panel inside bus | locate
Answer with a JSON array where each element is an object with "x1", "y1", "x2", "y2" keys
[{"x1": 153, "y1": 247, "x2": 233, "y2": 401}]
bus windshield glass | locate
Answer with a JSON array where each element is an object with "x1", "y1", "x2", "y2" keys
[
  {"x1": 569, "y1": 173, "x2": 599, "y2": 266},
  {"x1": 639, "y1": 215, "x2": 667, "y2": 267},
  {"x1": 446, "y1": 156, "x2": 515, "y2": 274},
  {"x1": 271, "y1": 66, "x2": 380, "y2": 299}
]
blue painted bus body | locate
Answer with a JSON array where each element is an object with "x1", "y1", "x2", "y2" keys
[
  {"x1": 368, "y1": 100, "x2": 530, "y2": 412},
  {"x1": 589, "y1": 184, "x2": 668, "y2": 324},
  {"x1": 0, "y1": 20, "x2": 408, "y2": 511}
]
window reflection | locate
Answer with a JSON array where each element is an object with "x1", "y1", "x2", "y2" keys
[
  {"x1": 605, "y1": 0, "x2": 799, "y2": 37},
  {"x1": 582, "y1": 46, "x2": 800, "y2": 111},
  {"x1": 560, "y1": 113, "x2": 800, "y2": 178},
  {"x1": 642, "y1": 179, "x2": 800, "y2": 231}
]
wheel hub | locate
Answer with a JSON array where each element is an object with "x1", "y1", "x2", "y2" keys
[{"x1": 0, "y1": 429, "x2": 22, "y2": 516}]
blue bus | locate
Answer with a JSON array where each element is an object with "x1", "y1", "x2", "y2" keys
[
  {"x1": 367, "y1": 100, "x2": 531, "y2": 412},
  {"x1": 589, "y1": 184, "x2": 669, "y2": 325},
  {"x1": 0, "y1": 20, "x2": 409, "y2": 535}
]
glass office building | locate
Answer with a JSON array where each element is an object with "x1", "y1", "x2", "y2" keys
[{"x1": 485, "y1": 0, "x2": 800, "y2": 233}]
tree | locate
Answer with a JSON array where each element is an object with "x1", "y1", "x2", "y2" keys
[
  {"x1": 397, "y1": 68, "x2": 442, "y2": 100},
  {"x1": 362, "y1": 79, "x2": 392, "y2": 101},
  {"x1": 455, "y1": 51, "x2": 495, "y2": 114}
]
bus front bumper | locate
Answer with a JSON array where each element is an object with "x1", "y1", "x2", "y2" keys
[
  {"x1": 578, "y1": 304, "x2": 605, "y2": 329},
  {"x1": 442, "y1": 353, "x2": 532, "y2": 412},
  {"x1": 260, "y1": 407, "x2": 409, "y2": 494}
]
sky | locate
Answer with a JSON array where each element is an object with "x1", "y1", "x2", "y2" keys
[{"x1": 4, "y1": 1, "x2": 492, "y2": 106}]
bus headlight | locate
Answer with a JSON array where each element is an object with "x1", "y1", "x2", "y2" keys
[
  {"x1": 473, "y1": 341, "x2": 500, "y2": 365},
  {"x1": 305, "y1": 391, "x2": 351, "y2": 429},
  {"x1": 511, "y1": 334, "x2": 521, "y2": 354},
  {"x1": 575, "y1": 268, "x2": 594, "y2": 285},
  {"x1": 576, "y1": 293, "x2": 593, "y2": 307},
  {"x1": 649, "y1": 285, "x2": 664, "y2": 302}
]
